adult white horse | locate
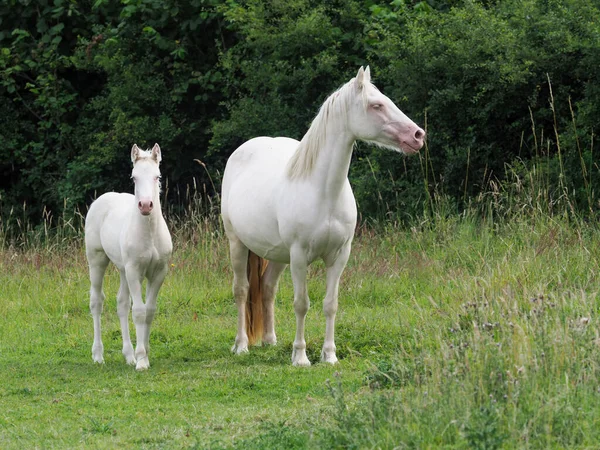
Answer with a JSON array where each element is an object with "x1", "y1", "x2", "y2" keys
[
  {"x1": 85, "y1": 143, "x2": 173, "y2": 371},
  {"x1": 221, "y1": 67, "x2": 425, "y2": 366}
]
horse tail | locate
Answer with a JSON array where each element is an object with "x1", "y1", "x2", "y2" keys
[{"x1": 246, "y1": 251, "x2": 269, "y2": 345}]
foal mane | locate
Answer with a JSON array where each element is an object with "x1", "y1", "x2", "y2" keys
[{"x1": 286, "y1": 77, "x2": 369, "y2": 180}]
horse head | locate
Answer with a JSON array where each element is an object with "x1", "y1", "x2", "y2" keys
[
  {"x1": 349, "y1": 66, "x2": 425, "y2": 154},
  {"x1": 131, "y1": 143, "x2": 162, "y2": 216}
]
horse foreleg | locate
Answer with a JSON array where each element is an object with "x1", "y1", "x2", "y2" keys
[
  {"x1": 126, "y1": 267, "x2": 149, "y2": 370},
  {"x1": 321, "y1": 245, "x2": 351, "y2": 364},
  {"x1": 117, "y1": 272, "x2": 135, "y2": 365},
  {"x1": 290, "y1": 250, "x2": 311, "y2": 366},
  {"x1": 261, "y1": 262, "x2": 287, "y2": 345},
  {"x1": 229, "y1": 237, "x2": 250, "y2": 354},
  {"x1": 143, "y1": 265, "x2": 168, "y2": 357},
  {"x1": 88, "y1": 254, "x2": 109, "y2": 364}
]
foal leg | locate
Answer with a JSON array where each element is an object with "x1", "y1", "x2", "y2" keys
[
  {"x1": 141, "y1": 264, "x2": 169, "y2": 364},
  {"x1": 261, "y1": 262, "x2": 287, "y2": 345},
  {"x1": 321, "y1": 244, "x2": 351, "y2": 364},
  {"x1": 88, "y1": 252, "x2": 109, "y2": 364},
  {"x1": 228, "y1": 236, "x2": 250, "y2": 354},
  {"x1": 290, "y1": 249, "x2": 311, "y2": 367},
  {"x1": 116, "y1": 271, "x2": 135, "y2": 365},
  {"x1": 125, "y1": 266, "x2": 149, "y2": 370}
]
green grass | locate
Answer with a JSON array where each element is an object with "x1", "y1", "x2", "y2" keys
[{"x1": 1, "y1": 208, "x2": 600, "y2": 448}]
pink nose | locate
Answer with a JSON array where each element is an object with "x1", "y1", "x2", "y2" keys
[
  {"x1": 413, "y1": 127, "x2": 426, "y2": 149},
  {"x1": 138, "y1": 200, "x2": 153, "y2": 215}
]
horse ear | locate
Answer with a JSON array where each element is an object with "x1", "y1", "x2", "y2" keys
[
  {"x1": 364, "y1": 65, "x2": 371, "y2": 83},
  {"x1": 355, "y1": 66, "x2": 365, "y2": 89},
  {"x1": 131, "y1": 144, "x2": 141, "y2": 163},
  {"x1": 151, "y1": 143, "x2": 162, "y2": 163}
]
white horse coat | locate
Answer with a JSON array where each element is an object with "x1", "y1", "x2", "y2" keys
[
  {"x1": 221, "y1": 67, "x2": 425, "y2": 366},
  {"x1": 85, "y1": 144, "x2": 172, "y2": 370}
]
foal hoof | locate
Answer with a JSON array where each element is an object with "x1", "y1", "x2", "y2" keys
[
  {"x1": 92, "y1": 344, "x2": 104, "y2": 364},
  {"x1": 123, "y1": 348, "x2": 136, "y2": 365},
  {"x1": 135, "y1": 357, "x2": 150, "y2": 371}
]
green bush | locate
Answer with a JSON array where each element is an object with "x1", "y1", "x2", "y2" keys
[
  {"x1": 358, "y1": 0, "x2": 600, "y2": 218},
  {"x1": 2, "y1": 0, "x2": 600, "y2": 228},
  {"x1": 0, "y1": 0, "x2": 228, "y2": 223},
  {"x1": 210, "y1": 0, "x2": 370, "y2": 155}
]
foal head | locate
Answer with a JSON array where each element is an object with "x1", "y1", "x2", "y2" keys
[
  {"x1": 131, "y1": 143, "x2": 162, "y2": 216},
  {"x1": 348, "y1": 66, "x2": 425, "y2": 154}
]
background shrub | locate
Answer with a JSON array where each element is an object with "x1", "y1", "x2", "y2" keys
[{"x1": 1, "y1": 0, "x2": 599, "y2": 228}]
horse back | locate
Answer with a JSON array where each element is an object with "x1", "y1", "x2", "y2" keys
[{"x1": 85, "y1": 192, "x2": 134, "y2": 265}]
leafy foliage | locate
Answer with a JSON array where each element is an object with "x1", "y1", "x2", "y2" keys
[
  {"x1": 210, "y1": 0, "x2": 370, "y2": 154},
  {"x1": 1, "y1": 0, "x2": 228, "y2": 221},
  {"x1": 1, "y1": 0, "x2": 600, "y2": 226},
  {"x1": 361, "y1": 0, "x2": 600, "y2": 217}
]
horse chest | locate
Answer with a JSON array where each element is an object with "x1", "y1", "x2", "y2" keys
[
  {"x1": 278, "y1": 192, "x2": 356, "y2": 262},
  {"x1": 302, "y1": 216, "x2": 353, "y2": 262},
  {"x1": 122, "y1": 238, "x2": 170, "y2": 270}
]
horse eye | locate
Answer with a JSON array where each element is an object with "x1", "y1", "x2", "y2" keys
[{"x1": 372, "y1": 104, "x2": 383, "y2": 110}]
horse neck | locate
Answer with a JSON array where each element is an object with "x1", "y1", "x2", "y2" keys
[
  {"x1": 131, "y1": 194, "x2": 165, "y2": 236},
  {"x1": 307, "y1": 121, "x2": 355, "y2": 200}
]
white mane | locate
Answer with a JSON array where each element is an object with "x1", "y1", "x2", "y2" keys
[
  {"x1": 134, "y1": 149, "x2": 154, "y2": 160},
  {"x1": 287, "y1": 77, "x2": 369, "y2": 179}
]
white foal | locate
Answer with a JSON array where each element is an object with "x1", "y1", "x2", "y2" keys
[
  {"x1": 85, "y1": 143, "x2": 173, "y2": 370},
  {"x1": 221, "y1": 67, "x2": 425, "y2": 366}
]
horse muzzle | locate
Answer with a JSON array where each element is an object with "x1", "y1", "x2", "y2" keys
[{"x1": 138, "y1": 200, "x2": 154, "y2": 215}]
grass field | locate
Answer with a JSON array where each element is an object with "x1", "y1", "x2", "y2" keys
[{"x1": 1, "y1": 193, "x2": 600, "y2": 448}]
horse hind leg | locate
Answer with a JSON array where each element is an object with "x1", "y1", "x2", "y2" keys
[
  {"x1": 228, "y1": 236, "x2": 250, "y2": 354},
  {"x1": 261, "y1": 261, "x2": 287, "y2": 346},
  {"x1": 87, "y1": 251, "x2": 110, "y2": 364},
  {"x1": 116, "y1": 271, "x2": 136, "y2": 365}
]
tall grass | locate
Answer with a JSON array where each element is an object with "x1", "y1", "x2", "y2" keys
[
  {"x1": 1, "y1": 94, "x2": 599, "y2": 448},
  {"x1": 317, "y1": 214, "x2": 600, "y2": 447},
  {"x1": 311, "y1": 91, "x2": 600, "y2": 448},
  {"x1": 0, "y1": 197, "x2": 84, "y2": 252}
]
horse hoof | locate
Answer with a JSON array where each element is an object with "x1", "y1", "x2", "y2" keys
[
  {"x1": 292, "y1": 348, "x2": 311, "y2": 367},
  {"x1": 136, "y1": 358, "x2": 150, "y2": 371},
  {"x1": 321, "y1": 354, "x2": 338, "y2": 364},
  {"x1": 321, "y1": 345, "x2": 337, "y2": 364},
  {"x1": 92, "y1": 345, "x2": 104, "y2": 364},
  {"x1": 292, "y1": 358, "x2": 311, "y2": 367},
  {"x1": 231, "y1": 342, "x2": 249, "y2": 354},
  {"x1": 262, "y1": 334, "x2": 277, "y2": 346}
]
